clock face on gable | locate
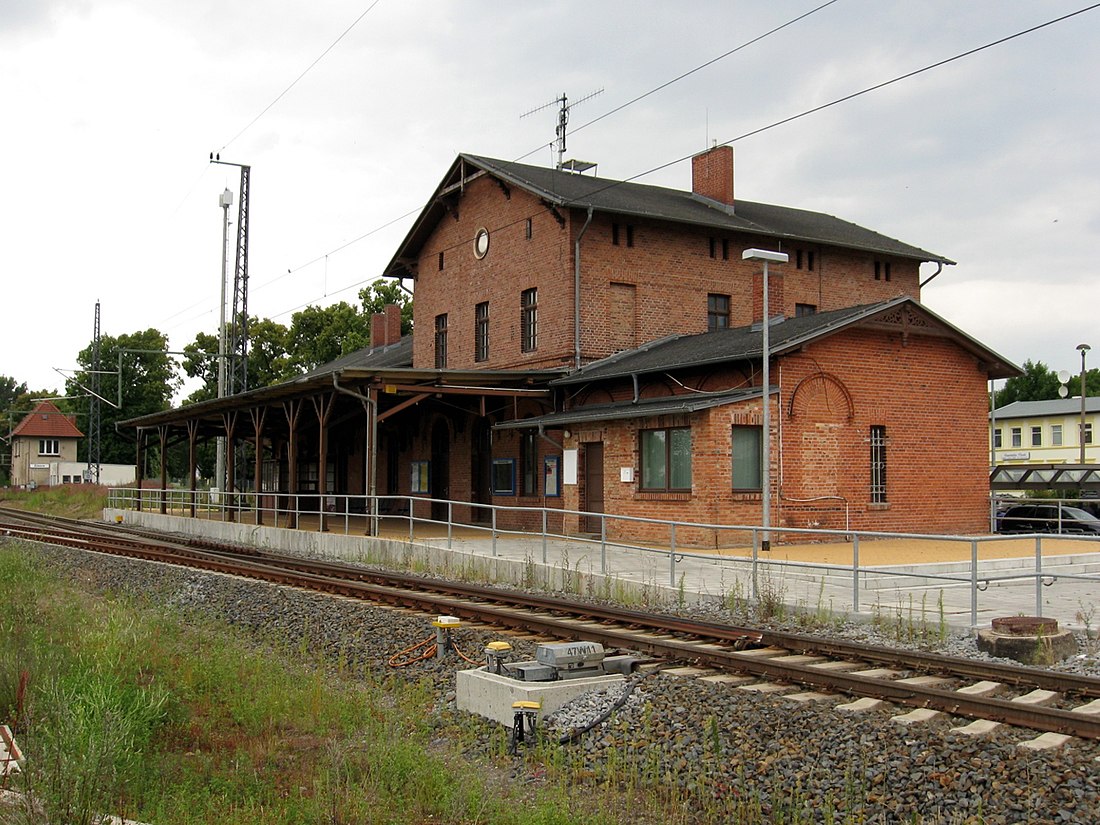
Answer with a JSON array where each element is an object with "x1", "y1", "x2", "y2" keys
[{"x1": 474, "y1": 228, "x2": 490, "y2": 259}]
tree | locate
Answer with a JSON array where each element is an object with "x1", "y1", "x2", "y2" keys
[
  {"x1": 359, "y1": 278, "x2": 413, "y2": 335},
  {"x1": 182, "y1": 317, "x2": 292, "y2": 405},
  {"x1": 995, "y1": 360, "x2": 1061, "y2": 406},
  {"x1": 284, "y1": 302, "x2": 370, "y2": 374},
  {"x1": 69, "y1": 329, "x2": 181, "y2": 468}
]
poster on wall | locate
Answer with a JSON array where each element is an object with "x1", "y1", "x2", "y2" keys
[
  {"x1": 411, "y1": 461, "x2": 430, "y2": 494},
  {"x1": 544, "y1": 455, "x2": 561, "y2": 497},
  {"x1": 563, "y1": 449, "x2": 578, "y2": 485}
]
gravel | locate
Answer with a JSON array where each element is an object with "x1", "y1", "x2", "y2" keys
[{"x1": 13, "y1": 538, "x2": 1100, "y2": 824}]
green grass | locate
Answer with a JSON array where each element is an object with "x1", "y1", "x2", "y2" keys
[
  {"x1": 0, "y1": 545, "x2": 621, "y2": 825},
  {"x1": 0, "y1": 484, "x2": 109, "y2": 520}
]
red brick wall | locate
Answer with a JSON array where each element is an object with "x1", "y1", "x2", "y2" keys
[
  {"x1": 411, "y1": 174, "x2": 923, "y2": 371},
  {"x1": 560, "y1": 323, "x2": 991, "y2": 543}
]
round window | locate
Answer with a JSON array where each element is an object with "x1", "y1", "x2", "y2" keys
[{"x1": 474, "y1": 228, "x2": 490, "y2": 259}]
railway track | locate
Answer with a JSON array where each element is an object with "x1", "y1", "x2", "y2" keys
[{"x1": 4, "y1": 505, "x2": 1100, "y2": 742}]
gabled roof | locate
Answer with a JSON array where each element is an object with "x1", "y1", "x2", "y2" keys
[
  {"x1": 11, "y1": 401, "x2": 84, "y2": 439},
  {"x1": 298, "y1": 335, "x2": 414, "y2": 379},
  {"x1": 385, "y1": 154, "x2": 954, "y2": 280},
  {"x1": 991, "y1": 397, "x2": 1100, "y2": 420},
  {"x1": 553, "y1": 297, "x2": 1020, "y2": 386}
]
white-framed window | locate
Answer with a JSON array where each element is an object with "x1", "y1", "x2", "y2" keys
[
  {"x1": 39, "y1": 439, "x2": 60, "y2": 456},
  {"x1": 870, "y1": 425, "x2": 887, "y2": 504},
  {"x1": 1052, "y1": 424, "x2": 1063, "y2": 446},
  {"x1": 1031, "y1": 426, "x2": 1042, "y2": 447},
  {"x1": 1010, "y1": 427, "x2": 1022, "y2": 448},
  {"x1": 521, "y1": 288, "x2": 538, "y2": 352},
  {"x1": 993, "y1": 428, "x2": 1002, "y2": 449}
]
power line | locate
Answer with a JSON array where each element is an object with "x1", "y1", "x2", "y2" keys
[
  {"x1": 217, "y1": 0, "x2": 384, "y2": 154},
  {"x1": 176, "y1": 3, "x2": 1100, "y2": 338}
]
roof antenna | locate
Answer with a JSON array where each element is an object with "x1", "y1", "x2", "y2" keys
[{"x1": 522, "y1": 89, "x2": 603, "y2": 171}]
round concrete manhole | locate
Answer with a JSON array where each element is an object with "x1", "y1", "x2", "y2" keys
[{"x1": 991, "y1": 616, "x2": 1059, "y2": 637}]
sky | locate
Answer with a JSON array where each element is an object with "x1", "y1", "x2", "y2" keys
[{"x1": 3, "y1": 0, "x2": 1099, "y2": 402}]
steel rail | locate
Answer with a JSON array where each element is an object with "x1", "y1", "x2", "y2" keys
[{"x1": 4, "y1": 512, "x2": 1100, "y2": 739}]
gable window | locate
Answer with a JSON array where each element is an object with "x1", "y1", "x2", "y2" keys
[
  {"x1": 870, "y1": 425, "x2": 887, "y2": 504},
  {"x1": 520, "y1": 430, "x2": 538, "y2": 496},
  {"x1": 474, "y1": 302, "x2": 490, "y2": 362},
  {"x1": 795, "y1": 303, "x2": 817, "y2": 317},
  {"x1": 640, "y1": 427, "x2": 691, "y2": 491},
  {"x1": 434, "y1": 313, "x2": 448, "y2": 369},
  {"x1": 1031, "y1": 426, "x2": 1042, "y2": 447},
  {"x1": 707, "y1": 294, "x2": 730, "y2": 331},
  {"x1": 39, "y1": 438, "x2": 60, "y2": 456},
  {"x1": 732, "y1": 426, "x2": 762, "y2": 491},
  {"x1": 1052, "y1": 424, "x2": 1062, "y2": 446},
  {"x1": 521, "y1": 288, "x2": 538, "y2": 352}
]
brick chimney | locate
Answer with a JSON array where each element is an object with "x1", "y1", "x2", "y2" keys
[
  {"x1": 371, "y1": 304, "x2": 404, "y2": 348},
  {"x1": 691, "y1": 145, "x2": 734, "y2": 209}
]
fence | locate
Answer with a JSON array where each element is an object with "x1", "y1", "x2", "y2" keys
[{"x1": 106, "y1": 487, "x2": 1100, "y2": 629}]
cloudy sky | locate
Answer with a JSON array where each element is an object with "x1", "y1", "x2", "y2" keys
[{"x1": 4, "y1": 0, "x2": 1099, "y2": 400}]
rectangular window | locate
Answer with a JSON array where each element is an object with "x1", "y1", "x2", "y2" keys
[
  {"x1": 708, "y1": 237, "x2": 716, "y2": 259},
  {"x1": 520, "y1": 431, "x2": 538, "y2": 496},
  {"x1": 795, "y1": 250, "x2": 803, "y2": 269},
  {"x1": 870, "y1": 425, "x2": 887, "y2": 503},
  {"x1": 626, "y1": 224, "x2": 635, "y2": 247},
  {"x1": 874, "y1": 260, "x2": 891, "y2": 281},
  {"x1": 795, "y1": 303, "x2": 817, "y2": 317},
  {"x1": 1011, "y1": 427, "x2": 1022, "y2": 448},
  {"x1": 491, "y1": 458, "x2": 515, "y2": 495},
  {"x1": 732, "y1": 426, "x2": 762, "y2": 491},
  {"x1": 521, "y1": 288, "x2": 538, "y2": 352},
  {"x1": 1052, "y1": 424, "x2": 1063, "y2": 446},
  {"x1": 994, "y1": 428, "x2": 1003, "y2": 448},
  {"x1": 807, "y1": 251, "x2": 815, "y2": 271},
  {"x1": 434, "y1": 313, "x2": 448, "y2": 369},
  {"x1": 438, "y1": 251, "x2": 444, "y2": 271},
  {"x1": 474, "y1": 302, "x2": 489, "y2": 362},
  {"x1": 1031, "y1": 426, "x2": 1042, "y2": 447},
  {"x1": 1086, "y1": 423, "x2": 1094, "y2": 445},
  {"x1": 612, "y1": 223, "x2": 620, "y2": 246},
  {"x1": 525, "y1": 218, "x2": 532, "y2": 240},
  {"x1": 39, "y1": 439, "x2": 59, "y2": 456},
  {"x1": 410, "y1": 461, "x2": 430, "y2": 494},
  {"x1": 721, "y1": 239, "x2": 729, "y2": 260},
  {"x1": 640, "y1": 427, "x2": 692, "y2": 491},
  {"x1": 707, "y1": 293, "x2": 730, "y2": 331}
]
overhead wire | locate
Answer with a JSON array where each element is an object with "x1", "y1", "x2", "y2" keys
[
  {"x1": 176, "y1": 3, "x2": 1100, "y2": 337},
  {"x1": 217, "y1": 0, "x2": 385, "y2": 155}
]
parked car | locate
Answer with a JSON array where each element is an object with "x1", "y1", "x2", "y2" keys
[{"x1": 997, "y1": 504, "x2": 1100, "y2": 535}]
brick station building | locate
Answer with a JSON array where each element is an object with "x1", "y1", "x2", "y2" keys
[{"x1": 123, "y1": 146, "x2": 1018, "y2": 542}]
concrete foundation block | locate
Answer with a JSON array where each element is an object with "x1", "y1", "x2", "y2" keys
[{"x1": 456, "y1": 667, "x2": 624, "y2": 728}]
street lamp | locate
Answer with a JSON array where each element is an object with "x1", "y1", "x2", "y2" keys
[
  {"x1": 742, "y1": 248, "x2": 789, "y2": 552},
  {"x1": 216, "y1": 188, "x2": 233, "y2": 492},
  {"x1": 1078, "y1": 343, "x2": 1091, "y2": 465}
]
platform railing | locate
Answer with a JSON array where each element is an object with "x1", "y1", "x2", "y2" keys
[{"x1": 106, "y1": 487, "x2": 1100, "y2": 628}]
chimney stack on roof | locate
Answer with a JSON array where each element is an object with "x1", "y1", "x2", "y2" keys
[
  {"x1": 371, "y1": 304, "x2": 404, "y2": 348},
  {"x1": 691, "y1": 144, "x2": 735, "y2": 209}
]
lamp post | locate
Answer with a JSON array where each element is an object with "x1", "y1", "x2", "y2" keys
[
  {"x1": 1078, "y1": 343, "x2": 1091, "y2": 465},
  {"x1": 216, "y1": 188, "x2": 233, "y2": 493},
  {"x1": 742, "y1": 248, "x2": 789, "y2": 552}
]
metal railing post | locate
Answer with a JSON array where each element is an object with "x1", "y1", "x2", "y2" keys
[
  {"x1": 600, "y1": 515, "x2": 607, "y2": 574},
  {"x1": 408, "y1": 498, "x2": 414, "y2": 542},
  {"x1": 1035, "y1": 535, "x2": 1043, "y2": 617},
  {"x1": 447, "y1": 501, "x2": 453, "y2": 550},
  {"x1": 492, "y1": 507, "x2": 498, "y2": 557},
  {"x1": 669, "y1": 523, "x2": 676, "y2": 588},
  {"x1": 970, "y1": 539, "x2": 979, "y2": 628},
  {"x1": 852, "y1": 533, "x2": 860, "y2": 614},
  {"x1": 542, "y1": 509, "x2": 548, "y2": 565},
  {"x1": 751, "y1": 528, "x2": 759, "y2": 601}
]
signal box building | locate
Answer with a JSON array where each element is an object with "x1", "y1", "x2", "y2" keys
[
  {"x1": 9, "y1": 400, "x2": 84, "y2": 488},
  {"x1": 122, "y1": 146, "x2": 1018, "y2": 542}
]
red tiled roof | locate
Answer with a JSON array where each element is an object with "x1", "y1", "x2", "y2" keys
[{"x1": 11, "y1": 401, "x2": 84, "y2": 439}]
